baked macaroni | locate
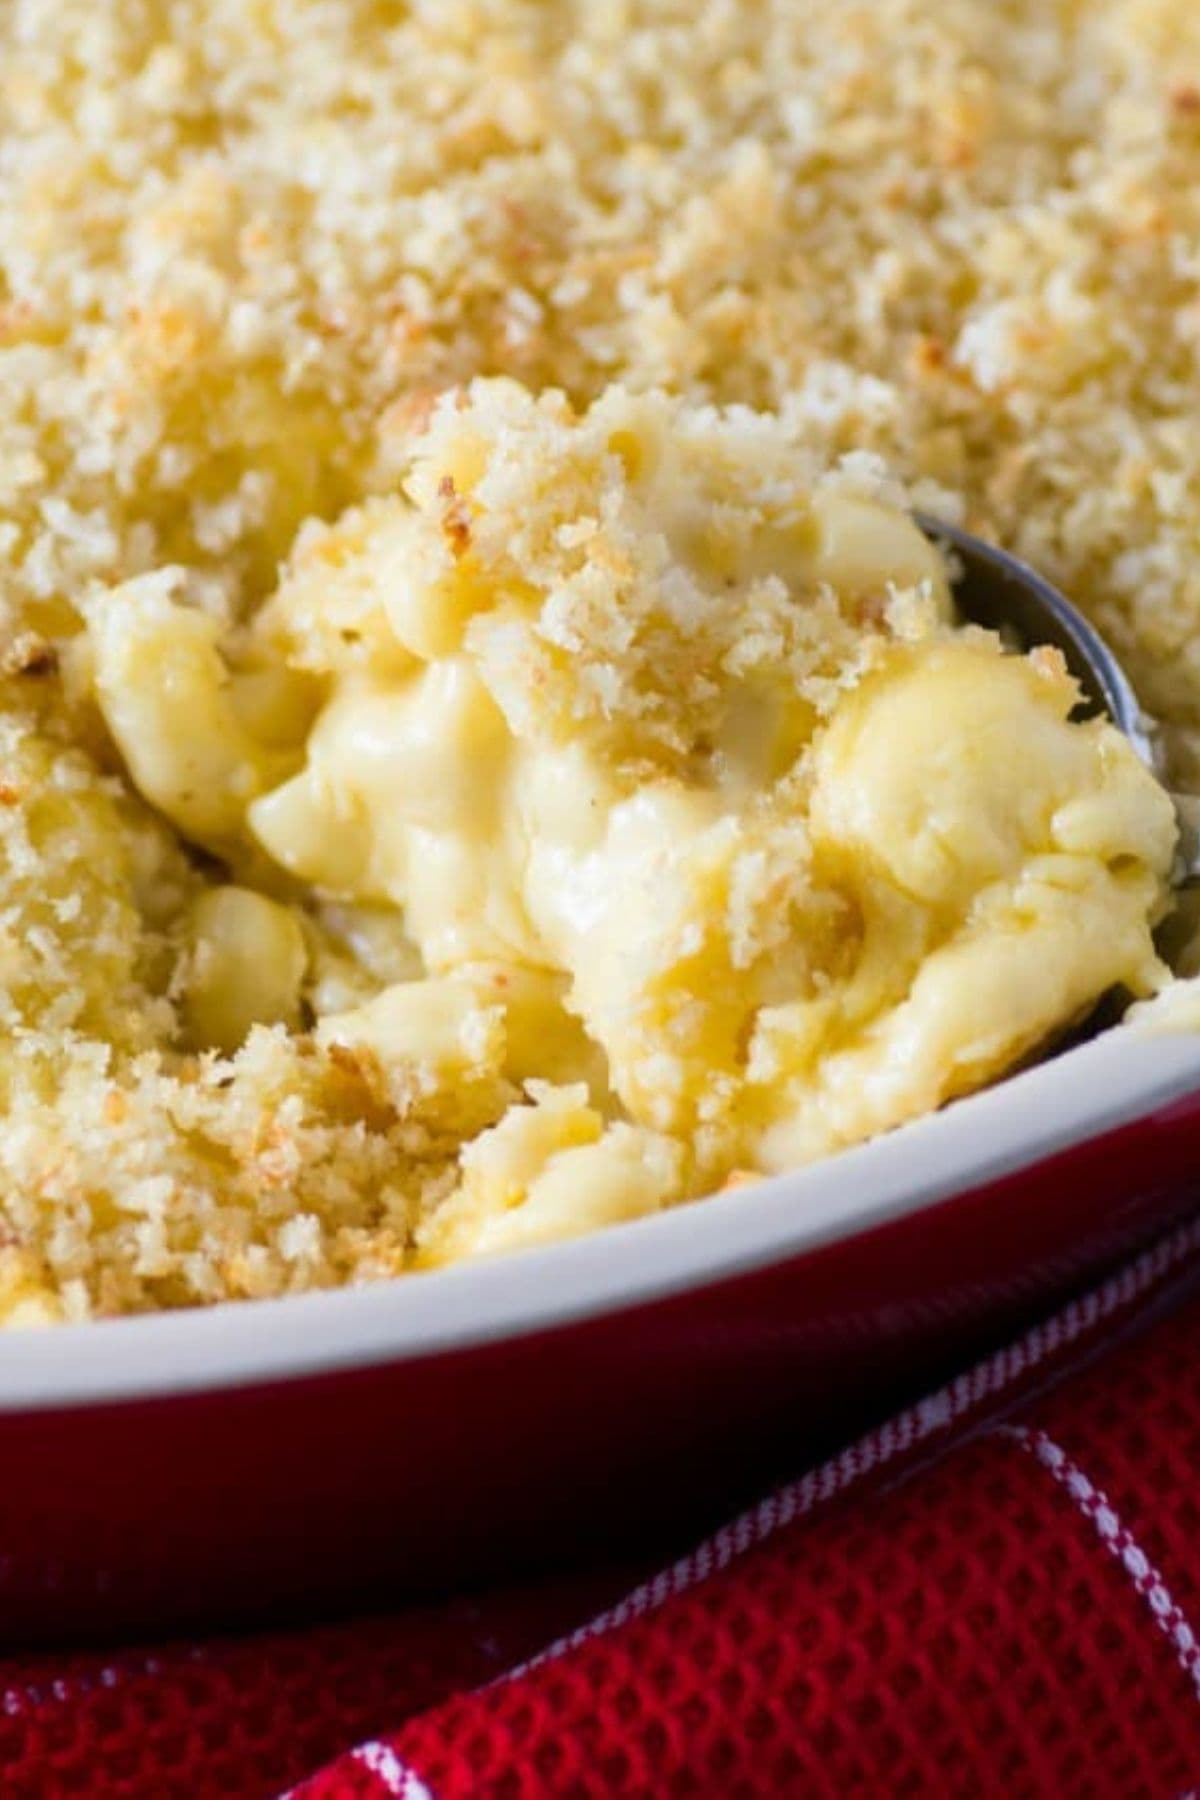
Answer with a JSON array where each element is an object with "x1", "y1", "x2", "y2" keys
[
  {"x1": 0, "y1": 0, "x2": 1195, "y2": 1319},
  {"x1": 78, "y1": 381, "x2": 1179, "y2": 1276}
]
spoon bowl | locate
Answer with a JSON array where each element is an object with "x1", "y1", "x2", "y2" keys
[{"x1": 918, "y1": 515, "x2": 1200, "y2": 885}]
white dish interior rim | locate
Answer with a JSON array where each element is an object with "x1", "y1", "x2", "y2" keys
[{"x1": 2, "y1": 1021, "x2": 1197, "y2": 1411}]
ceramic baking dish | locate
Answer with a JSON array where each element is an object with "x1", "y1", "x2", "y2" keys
[{"x1": 2, "y1": 1019, "x2": 1198, "y2": 1646}]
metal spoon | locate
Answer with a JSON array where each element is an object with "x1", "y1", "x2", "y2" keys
[{"x1": 917, "y1": 515, "x2": 1200, "y2": 887}]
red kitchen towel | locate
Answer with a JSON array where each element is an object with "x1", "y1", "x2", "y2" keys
[{"x1": 5, "y1": 1220, "x2": 1200, "y2": 1798}]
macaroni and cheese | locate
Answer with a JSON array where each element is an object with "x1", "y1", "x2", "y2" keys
[{"x1": 0, "y1": 0, "x2": 1195, "y2": 1319}]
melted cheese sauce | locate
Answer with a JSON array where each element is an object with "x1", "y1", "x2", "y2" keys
[{"x1": 93, "y1": 380, "x2": 1179, "y2": 1259}]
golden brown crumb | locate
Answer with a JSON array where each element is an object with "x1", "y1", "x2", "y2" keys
[
  {"x1": 436, "y1": 476, "x2": 473, "y2": 559},
  {"x1": 2, "y1": 636, "x2": 57, "y2": 679}
]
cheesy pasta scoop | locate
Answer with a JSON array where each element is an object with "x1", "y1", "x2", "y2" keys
[{"x1": 90, "y1": 379, "x2": 1177, "y2": 1264}]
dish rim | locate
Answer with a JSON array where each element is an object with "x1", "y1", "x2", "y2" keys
[{"x1": 0, "y1": 1018, "x2": 1196, "y2": 1412}]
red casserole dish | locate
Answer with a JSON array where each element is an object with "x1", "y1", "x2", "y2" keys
[{"x1": 1, "y1": 1019, "x2": 1198, "y2": 1646}]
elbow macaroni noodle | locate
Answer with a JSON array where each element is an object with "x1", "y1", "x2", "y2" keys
[{"x1": 83, "y1": 382, "x2": 1176, "y2": 1268}]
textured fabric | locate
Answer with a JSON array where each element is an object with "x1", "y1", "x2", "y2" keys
[{"x1": 5, "y1": 1225, "x2": 1200, "y2": 1797}]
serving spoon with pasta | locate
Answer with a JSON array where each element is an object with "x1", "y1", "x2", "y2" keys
[{"x1": 919, "y1": 517, "x2": 1200, "y2": 888}]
